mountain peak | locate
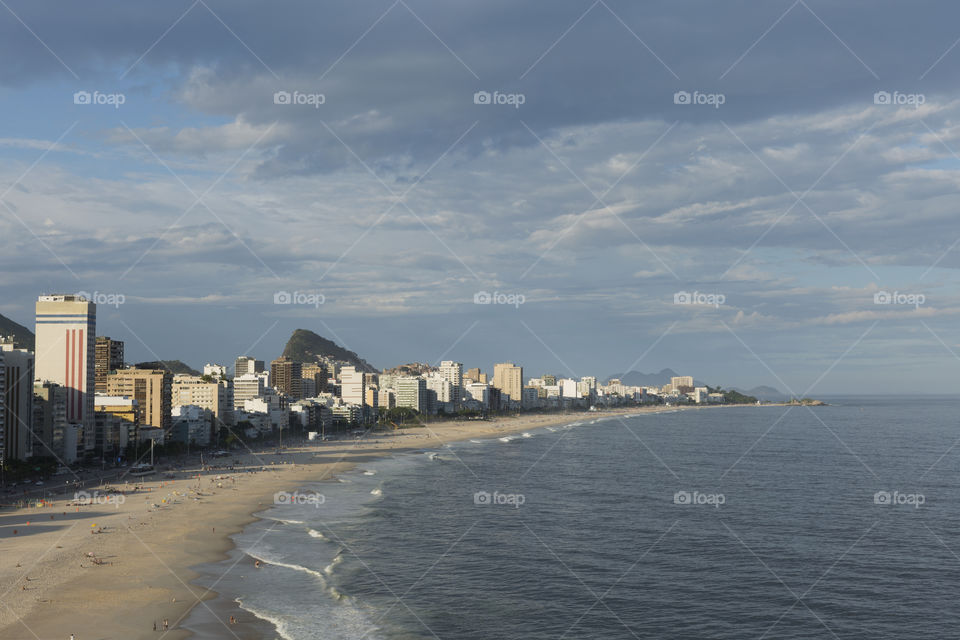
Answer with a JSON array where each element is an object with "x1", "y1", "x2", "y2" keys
[{"x1": 282, "y1": 328, "x2": 377, "y2": 373}]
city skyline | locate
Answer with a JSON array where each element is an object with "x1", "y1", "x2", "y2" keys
[{"x1": 3, "y1": 2, "x2": 960, "y2": 394}]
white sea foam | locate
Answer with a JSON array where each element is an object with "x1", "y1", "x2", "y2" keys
[
  {"x1": 235, "y1": 597, "x2": 295, "y2": 640},
  {"x1": 245, "y1": 551, "x2": 327, "y2": 582},
  {"x1": 307, "y1": 529, "x2": 326, "y2": 540},
  {"x1": 370, "y1": 487, "x2": 382, "y2": 496}
]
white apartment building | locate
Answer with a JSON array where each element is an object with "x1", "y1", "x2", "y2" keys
[
  {"x1": 172, "y1": 374, "x2": 234, "y2": 425},
  {"x1": 438, "y1": 361, "x2": 463, "y2": 405},
  {"x1": 233, "y1": 374, "x2": 264, "y2": 410}
]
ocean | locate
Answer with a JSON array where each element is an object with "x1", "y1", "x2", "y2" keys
[{"x1": 185, "y1": 397, "x2": 960, "y2": 639}]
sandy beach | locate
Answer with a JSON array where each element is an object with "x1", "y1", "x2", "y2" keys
[{"x1": 0, "y1": 404, "x2": 764, "y2": 640}]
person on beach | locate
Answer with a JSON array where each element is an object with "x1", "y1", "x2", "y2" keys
[{"x1": 162, "y1": 619, "x2": 168, "y2": 630}]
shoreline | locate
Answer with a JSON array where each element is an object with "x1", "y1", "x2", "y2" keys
[{"x1": 0, "y1": 403, "x2": 785, "y2": 640}]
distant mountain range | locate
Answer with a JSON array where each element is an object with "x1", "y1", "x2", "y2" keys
[
  {"x1": 607, "y1": 368, "x2": 705, "y2": 388},
  {"x1": 0, "y1": 313, "x2": 34, "y2": 351},
  {"x1": 282, "y1": 328, "x2": 377, "y2": 373},
  {"x1": 134, "y1": 360, "x2": 201, "y2": 376},
  {"x1": 608, "y1": 369, "x2": 787, "y2": 400}
]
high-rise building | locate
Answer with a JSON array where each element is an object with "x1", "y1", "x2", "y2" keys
[
  {"x1": 340, "y1": 366, "x2": 365, "y2": 406},
  {"x1": 395, "y1": 377, "x2": 427, "y2": 413},
  {"x1": 234, "y1": 356, "x2": 264, "y2": 378},
  {"x1": 271, "y1": 356, "x2": 303, "y2": 399},
  {"x1": 233, "y1": 374, "x2": 264, "y2": 410},
  {"x1": 302, "y1": 363, "x2": 328, "y2": 395},
  {"x1": 35, "y1": 294, "x2": 96, "y2": 448},
  {"x1": 105, "y1": 368, "x2": 172, "y2": 432},
  {"x1": 670, "y1": 376, "x2": 694, "y2": 393},
  {"x1": 492, "y1": 362, "x2": 523, "y2": 403},
  {"x1": 438, "y1": 361, "x2": 463, "y2": 405},
  {"x1": 0, "y1": 351, "x2": 5, "y2": 461},
  {"x1": 172, "y1": 374, "x2": 234, "y2": 426},
  {"x1": 94, "y1": 336, "x2": 124, "y2": 393},
  {"x1": 94, "y1": 395, "x2": 138, "y2": 457},
  {"x1": 1, "y1": 341, "x2": 35, "y2": 462},
  {"x1": 33, "y1": 381, "x2": 68, "y2": 460}
]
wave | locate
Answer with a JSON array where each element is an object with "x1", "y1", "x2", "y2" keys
[
  {"x1": 264, "y1": 517, "x2": 305, "y2": 525},
  {"x1": 235, "y1": 597, "x2": 295, "y2": 640},
  {"x1": 522, "y1": 432, "x2": 533, "y2": 438},
  {"x1": 370, "y1": 487, "x2": 382, "y2": 496},
  {"x1": 245, "y1": 551, "x2": 327, "y2": 583},
  {"x1": 363, "y1": 470, "x2": 376, "y2": 476},
  {"x1": 324, "y1": 553, "x2": 344, "y2": 575},
  {"x1": 308, "y1": 529, "x2": 327, "y2": 540}
]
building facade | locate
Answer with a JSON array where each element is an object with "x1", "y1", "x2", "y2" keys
[
  {"x1": 35, "y1": 294, "x2": 96, "y2": 451},
  {"x1": 105, "y1": 368, "x2": 172, "y2": 432},
  {"x1": 492, "y1": 362, "x2": 523, "y2": 404},
  {"x1": 271, "y1": 356, "x2": 303, "y2": 399},
  {"x1": 1, "y1": 341, "x2": 34, "y2": 461},
  {"x1": 94, "y1": 336, "x2": 124, "y2": 393}
]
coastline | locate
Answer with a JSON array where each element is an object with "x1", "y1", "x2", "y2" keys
[{"x1": 0, "y1": 403, "x2": 783, "y2": 640}]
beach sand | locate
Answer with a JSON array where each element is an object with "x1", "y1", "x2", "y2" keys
[{"x1": 0, "y1": 405, "x2": 758, "y2": 639}]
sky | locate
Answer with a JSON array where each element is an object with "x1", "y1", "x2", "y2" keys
[{"x1": 2, "y1": 0, "x2": 960, "y2": 393}]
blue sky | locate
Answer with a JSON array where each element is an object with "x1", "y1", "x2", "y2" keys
[{"x1": 3, "y1": 1, "x2": 960, "y2": 393}]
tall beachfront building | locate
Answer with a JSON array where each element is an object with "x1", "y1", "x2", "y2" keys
[
  {"x1": 438, "y1": 361, "x2": 463, "y2": 406},
  {"x1": 492, "y1": 362, "x2": 523, "y2": 403},
  {"x1": 1, "y1": 340, "x2": 35, "y2": 462},
  {"x1": 35, "y1": 294, "x2": 96, "y2": 454}
]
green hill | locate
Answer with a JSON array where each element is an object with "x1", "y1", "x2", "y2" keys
[
  {"x1": 134, "y1": 360, "x2": 201, "y2": 376},
  {"x1": 282, "y1": 329, "x2": 376, "y2": 372},
  {"x1": 0, "y1": 313, "x2": 35, "y2": 351}
]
